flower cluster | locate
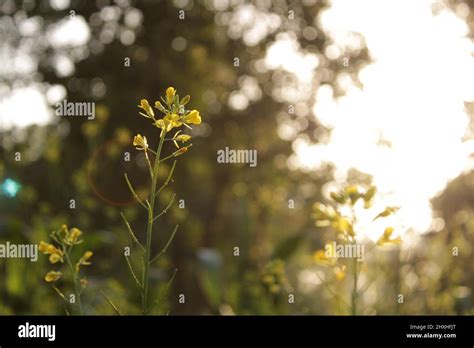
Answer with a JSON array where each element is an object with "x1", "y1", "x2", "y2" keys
[
  {"x1": 136, "y1": 87, "x2": 201, "y2": 146},
  {"x1": 310, "y1": 185, "x2": 402, "y2": 314},
  {"x1": 39, "y1": 225, "x2": 93, "y2": 283},
  {"x1": 312, "y1": 185, "x2": 401, "y2": 279},
  {"x1": 39, "y1": 224, "x2": 92, "y2": 314},
  {"x1": 261, "y1": 259, "x2": 289, "y2": 295}
]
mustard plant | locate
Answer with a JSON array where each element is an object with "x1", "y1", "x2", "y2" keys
[
  {"x1": 39, "y1": 224, "x2": 93, "y2": 315},
  {"x1": 312, "y1": 185, "x2": 401, "y2": 314},
  {"x1": 117, "y1": 87, "x2": 201, "y2": 315}
]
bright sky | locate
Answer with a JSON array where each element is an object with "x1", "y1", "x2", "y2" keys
[
  {"x1": 290, "y1": 0, "x2": 474, "y2": 240},
  {"x1": 0, "y1": 14, "x2": 90, "y2": 131}
]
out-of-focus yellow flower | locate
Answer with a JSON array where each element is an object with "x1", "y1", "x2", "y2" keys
[
  {"x1": 133, "y1": 134, "x2": 149, "y2": 151},
  {"x1": 49, "y1": 253, "x2": 62, "y2": 264},
  {"x1": 80, "y1": 278, "x2": 88, "y2": 288},
  {"x1": 83, "y1": 251, "x2": 93, "y2": 260},
  {"x1": 65, "y1": 227, "x2": 82, "y2": 246},
  {"x1": 76, "y1": 251, "x2": 93, "y2": 271},
  {"x1": 166, "y1": 87, "x2": 176, "y2": 105},
  {"x1": 334, "y1": 265, "x2": 346, "y2": 281},
  {"x1": 81, "y1": 251, "x2": 93, "y2": 265},
  {"x1": 59, "y1": 224, "x2": 68, "y2": 240},
  {"x1": 39, "y1": 241, "x2": 64, "y2": 264},
  {"x1": 373, "y1": 207, "x2": 399, "y2": 221},
  {"x1": 332, "y1": 215, "x2": 355, "y2": 237},
  {"x1": 138, "y1": 99, "x2": 154, "y2": 118},
  {"x1": 312, "y1": 247, "x2": 336, "y2": 266},
  {"x1": 377, "y1": 227, "x2": 401, "y2": 246},
  {"x1": 182, "y1": 110, "x2": 201, "y2": 125},
  {"x1": 39, "y1": 241, "x2": 54, "y2": 254},
  {"x1": 45, "y1": 271, "x2": 62, "y2": 282}
]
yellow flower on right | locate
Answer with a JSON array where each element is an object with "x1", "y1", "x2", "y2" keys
[{"x1": 377, "y1": 227, "x2": 402, "y2": 246}]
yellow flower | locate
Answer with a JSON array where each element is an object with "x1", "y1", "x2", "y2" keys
[
  {"x1": 77, "y1": 251, "x2": 93, "y2": 269},
  {"x1": 332, "y1": 215, "x2": 355, "y2": 237},
  {"x1": 44, "y1": 271, "x2": 62, "y2": 282},
  {"x1": 155, "y1": 100, "x2": 166, "y2": 113},
  {"x1": 39, "y1": 241, "x2": 53, "y2": 254},
  {"x1": 138, "y1": 99, "x2": 154, "y2": 118},
  {"x1": 59, "y1": 224, "x2": 68, "y2": 240},
  {"x1": 175, "y1": 134, "x2": 191, "y2": 142},
  {"x1": 154, "y1": 113, "x2": 182, "y2": 132},
  {"x1": 76, "y1": 251, "x2": 93, "y2": 271},
  {"x1": 312, "y1": 248, "x2": 336, "y2": 266},
  {"x1": 65, "y1": 227, "x2": 82, "y2": 246},
  {"x1": 49, "y1": 253, "x2": 62, "y2": 264},
  {"x1": 373, "y1": 206, "x2": 399, "y2": 221},
  {"x1": 172, "y1": 130, "x2": 191, "y2": 148},
  {"x1": 82, "y1": 251, "x2": 93, "y2": 263},
  {"x1": 377, "y1": 227, "x2": 402, "y2": 246},
  {"x1": 166, "y1": 87, "x2": 176, "y2": 105},
  {"x1": 133, "y1": 134, "x2": 149, "y2": 151},
  {"x1": 333, "y1": 265, "x2": 346, "y2": 281},
  {"x1": 39, "y1": 241, "x2": 64, "y2": 263},
  {"x1": 182, "y1": 110, "x2": 201, "y2": 125}
]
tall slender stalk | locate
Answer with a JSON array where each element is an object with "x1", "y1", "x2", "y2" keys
[
  {"x1": 64, "y1": 251, "x2": 84, "y2": 315},
  {"x1": 142, "y1": 131, "x2": 166, "y2": 314},
  {"x1": 119, "y1": 88, "x2": 202, "y2": 315},
  {"x1": 351, "y1": 256, "x2": 358, "y2": 315}
]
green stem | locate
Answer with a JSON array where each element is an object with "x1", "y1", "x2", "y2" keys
[
  {"x1": 64, "y1": 251, "x2": 83, "y2": 315},
  {"x1": 142, "y1": 130, "x2": 166, "y2": 314},
  {"x1": 351, "y1": 256, "x2": 358, "y2": 315}
]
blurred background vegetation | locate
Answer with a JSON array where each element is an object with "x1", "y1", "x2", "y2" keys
[{"x1": 0, "y1": 0, "x2": 473, "y2": 315}]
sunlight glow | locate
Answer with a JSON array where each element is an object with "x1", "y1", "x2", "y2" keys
[{"x1": 292, "y1": 0, "x2": 474, "y2": 237}]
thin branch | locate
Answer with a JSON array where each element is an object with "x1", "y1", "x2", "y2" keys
[
  {"x1": 101, "y1": 292, "x2": 123, "y2": 316},
  {"x1": 144, "y1": 151, "x2": 154, "y2": 179},
  {"x1": 125, "y1": 254, "x2": 143, "y2": 289},
  {"x1": 152, "y1": 194, "x2": 176, "y2": 223},
  {"x1": 315, "y1": 269, "x2": 350, "y2": 309},
  {"x1": 52, "y1": 285, "x2": 68, "y2": 303},
  {"x1": 146, "y1": 268, "x2": 178, "y2": 315},
  {"x1": 120, "y1": 212, "x2": 145, "y2": 253},
  {"x1": 124, "y1": 173, "x2": 148, "y2": 210},
  {"x1": 159, "y1": 145, "x2": 192, "y2": 163},
  {"x1": 150, "y1": 225, "x2": 178, "y2": 264},
  {"x1": 155, "y1": 160, "x2": 177, "y2": 198},
  {"x1": 358, "y1": 271, "x2": 381, "y2": 297}
]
